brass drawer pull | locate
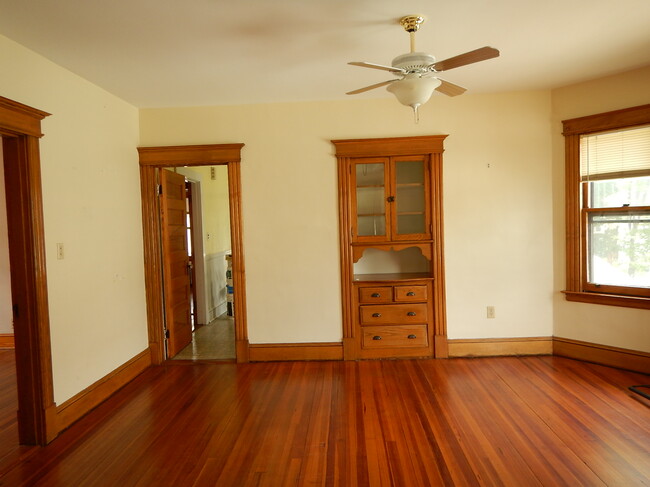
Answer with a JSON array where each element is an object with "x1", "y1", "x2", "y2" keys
[
  {"x1": 406, "y1": 291, "x2": 416, "y2": 296},
  {"x1": 407, "y1": 334, "x2": 417, "y2": 339},
  {"x1": 407, "y1": 312, "x2": 416, "y2": 316},
  {"x1": 372, "y1": 313, "x2": 381, "y2": 317},
  {"x1": 373, "y1": 335, "x2": 382, "y2": 340},
  {"x1": 371, "y1": 293, "x2": 381, "y2": 298}
]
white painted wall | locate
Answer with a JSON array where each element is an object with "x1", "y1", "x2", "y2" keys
[
  {"x1": 551, "y1": 66, "x2": 650, "y2": 352},
  {"x1": 0, "y1": 142, "x2": 13, "y2": 334},
  {"x1": 140, "y1": 90, "x2": 554, "y2": 344},
  {"x1": 0, "y1": 34, "x2": 148, "y2": 403}
]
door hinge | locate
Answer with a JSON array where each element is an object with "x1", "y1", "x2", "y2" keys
[
  {"x1": 164, "y1": 329, "x2": 170, "y2": 339},
  {"x1": 12, "y1": 304, "x2": 18, "y2": 318},
  {"x1": 158, "y1": 184, "x2": 163, "y2": 195}
]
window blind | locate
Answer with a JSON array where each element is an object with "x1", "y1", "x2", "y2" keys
[{"x1": 580, "y1": 124, "x2": 650, "y2": 181}]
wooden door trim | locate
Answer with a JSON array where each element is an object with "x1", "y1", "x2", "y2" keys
[
  {"x1": 138, "y1": 144, "x2": 249, "y2": 363},
  {"x1": 0, "y1": 96, "x2": 56, "y2": 445}
]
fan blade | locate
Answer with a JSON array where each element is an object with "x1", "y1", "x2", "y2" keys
[
  {"x1": 348, "y1": 61, "x2": 405, "y2": 74},
  {"x1": 432, "y1": 46, "x2": 500, "y2": 72},
  {"x1": 346, "y1": 79, "x2": 397, "y2": 95},
  {"x1": 435, "y1": 79, "x2": 467, "y2": 97}
]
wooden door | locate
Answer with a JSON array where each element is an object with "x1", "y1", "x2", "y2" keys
[{"x1": 160, "y1": 169, "x2": 192, "y2": 358}]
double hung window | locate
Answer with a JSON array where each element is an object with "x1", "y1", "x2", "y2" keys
[{"x1": 563, "y1": 105, "x2": 650, "y2": 308}]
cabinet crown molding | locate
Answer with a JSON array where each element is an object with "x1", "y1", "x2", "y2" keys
[{"x1": 332, "y1": 135, "x2": 447, "y2": 157}]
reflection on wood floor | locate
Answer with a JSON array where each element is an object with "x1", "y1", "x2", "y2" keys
[{"x1": 173, "y1": 315, "x2": 235, "y2": 361}]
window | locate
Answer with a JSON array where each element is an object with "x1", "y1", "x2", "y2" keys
[{"x1": 563, "y1": 105, "x2": 650, "y2": 308}]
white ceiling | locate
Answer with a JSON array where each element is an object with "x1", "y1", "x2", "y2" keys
[{"x1": 0, "y1": 0, "x2": 649, "y2": 108}]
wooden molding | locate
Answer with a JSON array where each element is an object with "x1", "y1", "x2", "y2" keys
[
  {"x1": 562, "y1": 104, "x2": 650, "y2": 136},
  {"x1": 0, "y1": 96, "x2": 50, "y2": 138},
  {"x1": 0, "y1": 333, "x2": 15, "y2": 349},
  {"x1": 138, "y1": 144, "x2": 248, "y2": 364},
  {"x1": 1, "y1": 98, "x2": 55, "y2": 446},
  {"x1": 448, "y1": 337, "x2": 553, "y2": 358},
  {"x1": 138, "y1": 144, "x2": 244, "y2": 166},
  {"x1": 553, "y1": 337, "x2": 650, "y2": 374},
  {"x1": 249, "y1": 342, "x2": 343, "y2": 362},
  {"x1": 563, "y1": 291, "x2": 650, "y2": 309},
  {"x1": 55, "y1": 349, "x2": 152, "y2": 435},
  {"x1": 332, "y1": 135, "x2": 447, "y2": 157}
]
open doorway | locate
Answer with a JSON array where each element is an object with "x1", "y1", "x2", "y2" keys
[
  {"x1": 138, "y1": 144, "x2": 249, "y2": 364},
  {"x1": 0, "y1": 96, "x2": 56, "y2": 447},
  {"x1": 161, "y1": 166, "x2": 235, "y2": 361}
]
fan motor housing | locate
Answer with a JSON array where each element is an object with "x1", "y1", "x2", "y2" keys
[{"x1": 391, "y1": 52, "x2": 436, "y2": 74}]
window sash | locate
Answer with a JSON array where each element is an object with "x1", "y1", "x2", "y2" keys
[{"x1": 581, "y1": 206, "x2": 650, "y2": 297}]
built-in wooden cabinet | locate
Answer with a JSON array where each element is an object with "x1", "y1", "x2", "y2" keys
[{"x1": 333, "y1": 135, "x2": 448, "y2": 360}]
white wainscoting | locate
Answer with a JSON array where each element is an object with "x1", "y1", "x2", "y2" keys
[{"x1": 204, "y1": 251, "x2": 230, "y2": 322}]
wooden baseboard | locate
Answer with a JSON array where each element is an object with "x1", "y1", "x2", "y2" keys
[
  {"x1": 553, "y1": 337, "x2": 650, "y2": 374},
  {"x1": 0, "y1": 333, "x2": 15, "y2": 349},
  {"x1": 249, "y1": 342, "x2": 343, "y2": 362},
  {"x1": 55, "y1": 348, "x2": 152, "y2": 435},
  {"x1": 448, "y1": 337, "x2": 553, "y2": 358}
]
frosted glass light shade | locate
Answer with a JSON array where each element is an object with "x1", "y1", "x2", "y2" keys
[{"x1": 387, "y1": 75, "x2": 441, "y2": 109}]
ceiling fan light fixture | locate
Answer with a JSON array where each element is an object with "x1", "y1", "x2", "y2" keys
[{"x1": 386, "y1": 74, "x2": 441, "y2": 121}]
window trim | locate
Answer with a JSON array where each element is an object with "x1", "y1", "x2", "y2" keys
[{"x1": 562, "y1": 104, "x2": 650, "y2": 309}]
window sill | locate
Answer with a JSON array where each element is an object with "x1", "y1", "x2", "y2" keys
[{"x1": 563, "y1": 291, "x2": 650, "y2": 310}]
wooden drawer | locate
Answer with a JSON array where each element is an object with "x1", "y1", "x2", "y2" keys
[
  {"x1": 360, "y1": 303, "x2": 428, "y2": 325},
  {"x1": 362, "y1": 325, "x2": 428, "y2": 349},
  {"x1": 394, "y1": 285, "x2": 427, "y2": 302},
  {"x1": 358, "y1": 286, "x2": 393, "y2": 304}
]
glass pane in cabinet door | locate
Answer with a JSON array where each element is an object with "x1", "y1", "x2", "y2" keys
[
  {"x1": 356, "y1": 163, "x2": 386, "y2": 237},
  {"x1": 395, "y1": 160, "x2": 426, "y2": 235}
]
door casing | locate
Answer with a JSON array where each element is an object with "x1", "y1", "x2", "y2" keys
[
  {"x1": 138, "y1": 144, "x2": 249, "y2": 363},
  {"x1": 0, "y1": 96, "x2": 56, "y2": 445}
]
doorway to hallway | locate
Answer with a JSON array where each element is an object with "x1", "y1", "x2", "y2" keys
[
  {"x1": 138, "y1": 144, "x2": 249, "y2": 364},
  {"x1": 160, "y1": 166, "x2": 236, "y2": 361}
]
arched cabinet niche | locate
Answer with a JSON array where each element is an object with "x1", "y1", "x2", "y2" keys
[{"x1": 332, "y1": 135, "x2": 448, "y2": 360}]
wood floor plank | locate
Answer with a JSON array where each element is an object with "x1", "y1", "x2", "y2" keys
[{"x1": 0, "y1": 356, "x2": 648, "y2": 486}]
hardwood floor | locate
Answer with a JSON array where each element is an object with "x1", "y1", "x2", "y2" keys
[
  {"x1": 0, "y1": 350, "x2": 33, "y2": 471},
  {"x1": 0, "y1": 354, "x2": 648, "y2": 486}
]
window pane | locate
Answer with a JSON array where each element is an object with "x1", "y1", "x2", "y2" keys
[
  {"x1": 588, "y1": 211, "x2": 650, "y2": 288},
  {"x1": 590, "y1": 176, "x2": 650, "y2": 208}
]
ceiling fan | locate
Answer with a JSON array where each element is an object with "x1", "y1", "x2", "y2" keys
[{"x1": 347, "y1": 15, "x2": 500, "y2": 121}]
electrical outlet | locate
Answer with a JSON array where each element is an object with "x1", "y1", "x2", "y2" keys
[
  {"x1": 487, "y1": 306, "x2": 496, "y2": 319},
  {"x1": 56, "y1": 243, "x2": 64, "y2": 260}
]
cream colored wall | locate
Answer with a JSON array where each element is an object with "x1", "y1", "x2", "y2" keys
[
  {"x1": 140, "y1": 90, "x2": 554, "y2": 343},
  {"x1": 197, "y1": 165, "x2": 231, "y2": 256},
  {"x1": 0, "y1": 143, "x2": 12, "y2": 334},
  {"x1": 0, "y1": 34, "x2": 148, "y2": 403},
  {"x1": 551, "y1": 66, "x2": 650, "y2": 352}
]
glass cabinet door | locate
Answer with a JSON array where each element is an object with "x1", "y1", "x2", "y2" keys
[
  {"x1": 354, "y1": 161, "x2": 388, "y2": 239},
  {"x1": 394, "y1": 159, "x2": 429, "y2": 237}
]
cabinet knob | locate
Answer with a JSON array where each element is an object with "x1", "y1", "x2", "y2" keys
[
  {"x1": 373, "y1": 335, "x2": 382, "y2": 340},
  {"x1": 387, "y1": 196, "x2": 395, "y2": 202},
  {"x1": 407, "y1": 334, "x2": 417, "y2": 339},
  {"x1": 407, "y1": 311, "x2": 416, "y2": 316},
  {"x1": 371, "y1": 293, "x2": 381, "y2": 298},
  {"x1": 372, "y1": 313, "x2": 381, "y2": 318},
  {"x1": 406, "y1": 291, "x2": 415, "y2": 296}
]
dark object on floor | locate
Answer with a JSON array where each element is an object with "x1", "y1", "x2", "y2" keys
[{"x1": 629, "y1": 385, "x2": 650, "y2": 400}]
